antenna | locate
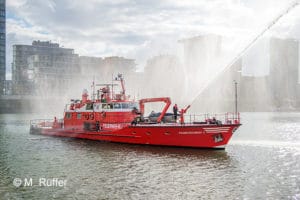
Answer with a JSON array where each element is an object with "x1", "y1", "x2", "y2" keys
[
  {"x1": 111, "y1": 74, "x2": 114, "y2": 100},
  {"x1": 92, "y1": 76, "x2": 95, "y2": 101}
]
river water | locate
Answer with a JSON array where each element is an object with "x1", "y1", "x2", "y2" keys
[{"x1": 0, "y1": 113, "x2": 300, "y2": 199}]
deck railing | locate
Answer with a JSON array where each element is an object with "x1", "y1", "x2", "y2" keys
[
  {"x1": 29, "y1": 112, "x2": 240, "y2": 129},
  {"x1": 184, "y1": 112, "x2": 240, "y2": 125},
  {"x1": 30, "y1": 119, "x2": 63, "y2": 128}
]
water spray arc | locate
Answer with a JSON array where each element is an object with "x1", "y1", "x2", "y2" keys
[{"x1": 189, "y1": 0, "x2": 300, "y2": 108}]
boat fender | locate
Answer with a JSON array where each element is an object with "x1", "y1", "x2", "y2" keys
[
  {"x1": 101, "y1": 111, "x2": 106, "y2": 118},
  {"x1": 85, "y1": 114, "x2": 89, "y2": 120},
  {"x1": 90, "y1": 113, "x2": 94, "y2": 120}
]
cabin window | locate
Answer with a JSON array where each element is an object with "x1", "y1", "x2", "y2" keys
[
  {"x1": 86, "y1": 103, "x2": 93, "y2": 110},
  {"x1": 121, "y1": 103, "x2": 129, "y2": 109},
  {"x1": 66, "y1": 113, "x2": 72, "y2": 119},
  {"x1": 77, "y1": 113, "x2": 82, "y2": 119},
  {"x1": 129, "y1": 102, "x2": 139, "y2": 109},
  {"x1": 113, "y1": 103, "x2": 121, "y2": 109},
  {"x1": 102, "y1": 103, "x2": 112, "y2": 109}
]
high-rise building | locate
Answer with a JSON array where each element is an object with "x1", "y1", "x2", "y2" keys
[
  {"x1": 12, "y1": 41, "x2": 78, "y2": 95},
  {"x1": 0, "y1": 0, "x2": 5, "y2": 95},
  {"x1": 102, "y1": 56, "x2": 136, "y2": 78},
  {"x1": 12, "y1": 40, "x2": 138, "y2": 96},
  {"x1": 179, "y1": 34, "x2": 222, "y2": 78},
  {"x1": 242, "y1": 38, "x2": 270, "y2": 76},
  {"x1": 178, "y1": 34, "x2": 222, "y2": 100},
  {"x1": 142, "y1": 55, "x2": 183, "y2": 100},
  {"x1": 27, "y1": 51, "x2": 80, "y2": 96},
  {"x1": 79, "y1": 56, "x2": 104, "y2": 80},
  {"x1": 269, "y1": 38, "x2": 299, "y2": 108},
  {"x1": 178, "y1": 34, "x2": 300, "y2": 111}
]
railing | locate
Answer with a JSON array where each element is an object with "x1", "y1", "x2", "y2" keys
[
  {"x1": 110, "y1": 112, "x2": 240, "y2": 125},
  {"x1": 30, "y1": 119, "x2": 56, "y2": 128},
  {"x1": 29, "y1": 112, "x2": 240, "y2": 130},
  {"x1": 184, "y1": 112, "x2": 240, "y2": 125}
]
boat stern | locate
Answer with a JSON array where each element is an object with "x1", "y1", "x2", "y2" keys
[{"x1": 29, "y1": 119, "x2": 55, "y2": 135}]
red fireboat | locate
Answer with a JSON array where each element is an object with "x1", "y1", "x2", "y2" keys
[{"x1": 30, "y1": 74, "x2": 241, "y2": 149}]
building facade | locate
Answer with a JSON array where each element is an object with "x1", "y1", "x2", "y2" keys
[
  {"x1": 179, "y1": 34, "x2": 222, "y2": 80},
  {"x1": 181, "y1": 35, "x2": 300, "y2": 112},
  {"x1": 79, "y1": 56, "x2": 104, "y2": 81},
  {"x1": 12, "y1": 41, "x2": 79, "y2": 95},
  {"x1": 269, "y1": 38, "x2": 299, "y2": 109},
  {"x1": 11, "y1": 40, "x2": 137, "y2": 97},
  {"x1": 0, "y1": 0, "x2": 5, "y2": 95},
  {"x1": 142, "y1": 55, "x2": 183, "y2": 101},
  {"x1": 27, "y1": 52, "x2": 80, "y2": 96},
  {"x1": 178, "y1": 34, "x2": 223, "y2": 100},
  {"x1": 102, "y1": 56, "x2": 136, "y2": 79},
  {"x1": 79, "y1": 56, "x2": 136, "y2": 81}
]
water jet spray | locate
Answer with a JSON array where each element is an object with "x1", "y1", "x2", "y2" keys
[{"x1": 189, "y1": 0, "x2": 300, "y2": 109}]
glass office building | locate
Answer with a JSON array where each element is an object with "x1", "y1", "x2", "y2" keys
[{"x1": 0, "y1": 0, "x2": 5, "y2": 95}]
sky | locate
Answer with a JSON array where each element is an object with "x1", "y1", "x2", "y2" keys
[{"x1": 6, "y1": 0, "x2": 300, "y2": 79}]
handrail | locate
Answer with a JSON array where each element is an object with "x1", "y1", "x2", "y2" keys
[
  {"x1": 30, "y1": 119, "x2": 54, "y2": 128},
  {"x1": 30, "y1": 112, "x2": 240, "y2": 130},
  {"x1": 30, "y1": 119, "x2": 53, "y2": 125},
  {"x1": 183, "y1": 112, "x2": 240, "y2": 125}
]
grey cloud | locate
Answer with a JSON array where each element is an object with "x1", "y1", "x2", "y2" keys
[{"x1": 6, "y1": 0, "x2": 300, "y2": 68}]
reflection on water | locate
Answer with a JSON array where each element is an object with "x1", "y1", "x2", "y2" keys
[{"x1": 0, "y1": 113, "x2": 300, "y2": 199}]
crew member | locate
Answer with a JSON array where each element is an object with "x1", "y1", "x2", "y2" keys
[
  {"x1": 96, "y1": 121, "x2": 100, "y2": 132},
  {"x1": 173, "y1": 104, "x2": 178, "y2": 122}
]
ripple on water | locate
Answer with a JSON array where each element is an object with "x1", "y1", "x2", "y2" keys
[{"x1": 0, "y1": 113, "x2": 300, "y2": 199}]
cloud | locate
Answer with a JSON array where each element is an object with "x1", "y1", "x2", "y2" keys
[{"x1": 6, "y1": 0, "x2": 300, "y2": 73}]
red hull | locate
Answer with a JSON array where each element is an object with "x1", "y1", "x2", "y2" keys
[{"x1": 31, "y1": 123, "x2": 240, "y2": 149}]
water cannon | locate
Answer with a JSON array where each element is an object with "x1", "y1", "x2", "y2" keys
[
  {"x1": 118, "y1": 73, "x2": 123, "y2": 79},
  {"x1": 114, "y1": 73, "x2": 126, "y2": 100},
  {"x1": 180, "y1": 105, "x2": 191, "y2": 124}
]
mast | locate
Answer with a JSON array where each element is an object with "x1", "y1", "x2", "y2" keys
[
  {"x1": 92, "y1": 76, "x2": 95, "y2": 101},
  {"x1": 118, "y1": 74, "x2": 126, "y2": 99},
  {"x1": 234, "y1": 80, "x2": 238, "y2": 114},
  {"x1": 111, "y1": 74, "x2": 114, "y2": 100}
]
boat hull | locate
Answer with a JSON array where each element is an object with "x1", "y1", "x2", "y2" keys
[{"x1": 30, "y1": 123, "x2": 240, "y2": 149}]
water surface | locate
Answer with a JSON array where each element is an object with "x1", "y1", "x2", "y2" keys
[{"x1": 0, "y1": 113, "x2": 299, "y2": 199}]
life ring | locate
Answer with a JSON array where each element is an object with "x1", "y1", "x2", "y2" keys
[{"x1": 90, "y1": 113, "x2": 94, "y2": 120}]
